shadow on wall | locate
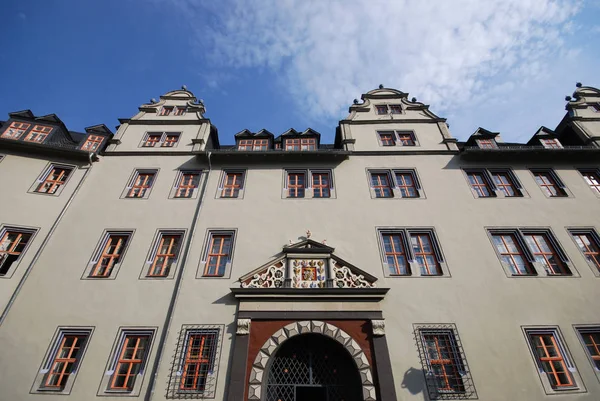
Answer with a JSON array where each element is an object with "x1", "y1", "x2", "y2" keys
[{"x1": 401, "y1": 367, "x2": 427, "y2": 397}]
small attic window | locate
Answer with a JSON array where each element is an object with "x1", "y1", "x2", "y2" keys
[
  {"x1": 590, "y1": 103, "x2": 600, "y2": 112},
  {"x1": 390, "y1": 105, "x2": 402, "y2": 114},
  {"x1": 540, "y1": 138, "x2": 562, "y2": 149},
  {"x1": 376, "y1": 105, "x2": 388, "y2": 115},
  {"x1": 158, "y1": 106, "x2": 173, "y2": 116},
  {"x1": 173, "y1": 106, "x2": 187, "y2": 116},
  {"x1": 476, "y1": 139, "x2": 497, "y2": 149}
]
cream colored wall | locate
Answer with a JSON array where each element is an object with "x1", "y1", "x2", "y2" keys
[
  {"x1": 109, "y1": 121, "x2": 210, "y2": 153},
  {"x1": 347, "y1": 122, "x2": 451, "y2": 151}
]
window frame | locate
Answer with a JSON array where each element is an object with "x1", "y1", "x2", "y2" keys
[
  {"x1": 568, "y1": 228, "x2": 600, "y2": 277},
  {"x1": 475, "y1": 138, "x2": 497, "y2": 149},
  {"x1": 158, "y1": 106, "x2": 174, "y2": 116},
  {"x1": 284, "y1": 137, "x2": 317, "y2": 151},
  {"x1": 1, "y1": 121, "x2": 31, "y2": 139},
  {"x1": 578, "y1": 168, "x2": 600, "y2": 197},
  {"x1": 488, "y1": 168, "x2": 524, "y2": 198},
  {"x1": 237, "y1": 138, "x2": 270, "y2": 151},
  {"x1": 217, "y1": 170, "x2": 246, "y2": 199},
  {"x1": 24, "y1": 125, "x2": 53, "y2": 143},
  {"x1": 197, "y1": 230, "x2": 236, "y2": 279},
  {"x1": 377, "y1": 131, "x2": 396, "y2": 147},
  {"x1": 282, "y1": 169, "x2": 335, "y2": 199},
  {"x1": 0, "y1": 225, "x2": 38, "y2": 278},
  {"x1": 83, "y1": 230, "x2": 134, "y2": 280},
  {"x1": 574, "y1": 325, "x2": 600, "y2": 383},
  {"x1": 540, "y1": 138, "x2": 563, "y2": 149},
  {"x1": 367, "y1": 169, "x2": 424, "y2": 199},
  {"x1": 31, "y1": 326, "x2": 94, "y2": 395},
  {"x1": 377, "y1": 228, "x2": 448, "y2": 278},
  {"x1": 464, "y1": 169, "x2": 496, "y2": 198},
  {"x1": 376, "y1": 130, "x2": 419, "y2": 148},
  {"x1": 30, "y1": 163, "x2": 75, "y2": 197},
  {"x1": 173, "y1": 106, "x2": 187, "y2": 116},
  {"x1": 167, "y1": 325, "x2": 225, "y2": 398},
  {"x1": 170, "y1": 170, "x2": 202, "y2": 199},
  {"x1": 530, "y1": 169, "x2": 569, "y2": 198},
  {"x1": 141, "y1": 230, "x2": 186, "y2": 279},
  {"x1": 375, "y1": 105, "x2": 388, "y2": 115},
  {"x1": 486, "y1": 228, "x2": 574, "y2": 277},
  {"x1": 81, "y1": 134, "x2": 105, "y2": 152},
  {"x1": 140, "y1": 131, "x2": 181, "y2": 148},
  {"x1": 98, "y1": 327, "x2": 156, "y2": 396},
  {"x1": 122, "y1": 169, "x2": 158, "y2": 199},
  {"x1": 522, "y1": 326, "x2": 585, "y2": 394}
]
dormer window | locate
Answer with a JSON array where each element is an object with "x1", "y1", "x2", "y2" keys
[
  {"x1": 285, "y1": 138, "x2": 316, "y2": 151},
  {"x1": 540, "y1": 138, "x2": 562, "y2": 149},
  {"x1": 159, "y1": 106, "x2": 173, "y2": 116},
  {"x1": 476, "y1": 139, "x2": 496, "y2": 149},
  {"x1": 24, "y1": 125, "x2": 53, "y2": 143},
  {"x1": 238, "y1": 139, "x2": 269, "y2": 151},
  {"x1": 81, "y1": 135, "x2": 104, "y2": 152},
  {"x1": 1, "y1": 122, "x2": 30, "y2": 140},
  {"x1": 173, "y1": 106, "x2": 187, "y2": 116}
]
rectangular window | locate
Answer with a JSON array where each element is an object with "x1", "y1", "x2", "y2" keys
[
  {"x1": 532, "y1": 169, "x2": 567, "y2": 197},
  {"x1": 238, "y1": 139, "x2": 269, "y2": 151},
  {"x1": 173, "y1": 106, "x2": 187, "y2": 116},
  {"x1": 381, "y1": 233, "x2": 409, "y2": 275},
  {"x1": 466, "y1": 171, "x2": 494, "y2": 198},
  {"x1": 88, "y1": 232, "x2": 132, "y2": 278},
  {"x1": 312, "y1": 171, "x2": 331, "y2": 198},
  {"x1": 488, "y1": 229, "x2": 571, "y2": 277},
  {"x1": 81, "y1": 135, "x2": 104, "y2": 151},
  {"x1": 167, "y1": 325, "x2": 224, "y2": 398},
  {"x1": 142, "y1": 132, "x2": 181, "y2": 148},
  {"x1": 125, "y1": 170, "x2": 157, "y2": 198},
  {"x1": 414, "y1": 324, "x2": 476, "y2": 399},
  {"x1": 1, "y1": 121, "x2": 30, "y2": 139},
  {"x1": 162, "y1": 133, "x2": 180, "y2": 147},
  {"x1": 0, "y1": 227, "x2": 35, "y2": 276},
  {"x1": 397, "y1": 131, "x2": 416, "y2": 146},
  {"x1": 378, "y1": 131, "x2": 396, "y2": 146},
  {"x1": 541, "y1": 138, "x2": 562, "y2": 148},
  {"x1": 285, "y1": 138, "x2": 300, "y2": 151},
  {"x1": 378, "y1": 228, "x2": 445, "y2": 277},
  {"x1": 34, "y1": 165, "x2": 73, "y2": 195},
  {"x1": 146, "y1": 232, "x2": 183, "y2": 277},
  {"x1": 476, "y1": 138, "x2": 496, "y2": 149},
  {"x1": 143, "y1": 134, "x2": 162, "y2": 147},
  {"x1": 575, "y1": 327, "x2": 600, "y2": 373},
  {"x1": 238, "y1": 139, "x2": 254, "y2": 151},
  {"x1": 203, "y1": 232, "x2": 234, "y2": 277},
  {"x1": 220, "y1": 171, "x2": 244, "y2": 198},
  {"x1": 569, "y1": 229, "x2": 600, "y2": 274},
  {"x1": 395, "y1": 171, "x2": 419, "y2": 198},
  {"x1": 370, "y1": 172, "x2": 393, "y2": 198},
  {"x1": 24, "y1": 125, "x2": 53, "y2": 143},
  {"x1": 389, "y1": 105, "x2": 402, "y2": 114},
  {"x1": 490, "y1": 170, "x2": 520, "y2": 197},
  {"x1": 107, "y1": 331, "x2": 153, "y2": 393},
  {"x1": 525, "y1": 329, "x2": 576, "y2": 390},
  {"x1": 159, "y1": 106, "x2": 173, "y2": 116},
  {"x1": 375, "y1": 105, "x2": 388, "y2": 114},
  {"x1": 32, "y1": 328, "x2": 93, "y2": 394},
  {"x1": 411, "y1": 233, "x2": 441, "y2": 275},
  {"x1": 174, "y1": 171, "x2": 201, "y2": 199},
  {"x1": 579, "y1": 169, "x2": 600, "y2": 196},
  {"x1": 287, "y1": 172, "x2": 306, "y2": 198},
  {"x1": 285, "y1": 138, "x2": 317, "y2": 151}
]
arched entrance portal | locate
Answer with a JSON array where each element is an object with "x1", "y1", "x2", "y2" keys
[{"x1": 265, "y1": 333, "x2": 363, "y2": 401}]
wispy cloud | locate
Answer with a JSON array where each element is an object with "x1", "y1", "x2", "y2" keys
[{"x1": 161, "y1": 0, "x2": 592, "y2": 140}]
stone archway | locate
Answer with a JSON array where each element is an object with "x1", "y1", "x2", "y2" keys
[{"x1": 248, "y1": 320, "x2": 376, "y2": 401}]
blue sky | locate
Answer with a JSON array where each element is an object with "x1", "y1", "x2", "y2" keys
[{"x1": 1, "y1": 0, "x2": 599, "y2": 144}]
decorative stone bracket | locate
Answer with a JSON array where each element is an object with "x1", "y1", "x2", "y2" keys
[
  {"x1": 236, "y1": 318, "x2": 251, "y2": 335},
  {"x1": 372, "y1": 320, "x2": 385, "y2": 336}
]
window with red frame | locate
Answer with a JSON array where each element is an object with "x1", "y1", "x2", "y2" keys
[
  {"x1": 301, "y1": 138, "x2": 316, "y2": 150},
  {"x1": 127, "y1": 171, "x2": 156, "y2": 198},
  {"x1": 476, "y1": 138, "x2": 496, "y2": 149},
  {"x1": 411, "y1": 233, "x2": 441, "y2": 275},
  {"x1": 491, "y1": 233, "x2": 534, "y2": 275},
  {"x1": 390, "y1": 105, "x2": 402, "y2": 114},
  {"x1": 159, "y1": 106, "x2": 173, "y2": 116},
  {"x1": 147, "y1": 233, "x2": 183, "y2": 277},
  {"x1": 42, "y1": 332, "x2": 89, "y2": 390},
  {"x1": 89, "y1": 233, "x2": 130, "y2": 278},
  {"x1": 173, "y1": 106, "x2": 187, "y2": 116},
  {"x1": 312, "y1": 171, "x2": 330, "y2": 198},
  {"x1": 162, "y1": 133, "x2": 180, "y2": 147},
  {"x1": 570, "y1": 230, "x2": 600, "y2": 272},
  {"x1": 221, "y1": 171, "x2": 244, "y2": 198},
  {"x1": 175, "y1": 172, "x2": 201, "y2": 198},
  {"x1": 237, "y1": 139, "x2": 254, "y2": 151},
  {"x1": 35, "y1": 166, "x2": 72, "y2": 194},
  {"x1": 370, "y1": 172, "x2": 393, "y2": 198},
  {"x1": 382, "y1": 233, "x2": 409, "y2": 275},
  {"x1": 1, "y1": 121, "x2": 30, "y2": 139},
  {"x1": 467, "y1": 171, "x2": 494, "y2": 197},
  {"x1": 287, "y1": 172, "x2": 306, "y2": 198},
  {"x1": 179, "y1": 331, "x2": 217, "y2": 391},
  {"x1": 577, "y1": 328, "x2": 600, "y2": 371},
  {"x1": 204, "y1": 233, "x2": 233, "y2": 277},
  {"x1": 143, "y1": 134, "x2": 161, "y2": 147},
  {"x1": 395, "y1": 172, "x2": 418, "y2": 198},
  {"x1": 0, "y1": 229, "x2": 34, "y2": 276},
  {"x1": 285, "y1": 138, "x2": 301, "y2": 151},
  {"x1": 540, "y1": 138, "x2": 562, "y2": 148},
  {"x1": 81, "y1": 135, "x2": 104, "y2": 151},
  {"x1": 375, "y1": 105, "x2": 388, "y2": 114},
  {"x1": 580, "y1": 170, "x2": 600, "y2": 195},
  {"x1": 109, "y1": 334, "x2": 151, "y2": 391},
  {"x1": 421, "y1": 331, "x2": 465, "y2": 393},
  {"x1": 527, "y1": 331, "x2": 574, "y2": 389},
  {"x1": 378, "y1": 131, "x2": 396, "y2": 146},
  {"x1": 397, "y1": 132, "x2": 415, "y2": 146},
  {"x1": 523, "y1": 233, "x2": 568, "y2": 275},
  {"x1": 532, "y1": 170, "x2": 567, "y2": 197},
  {"x1": 490, "y1": 170, "x2": 520, "y2": 197},
  {"x1": 25, "y1": 125, "x2": 53, "y2": 143}
]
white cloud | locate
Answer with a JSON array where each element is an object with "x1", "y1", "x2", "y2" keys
[{"x1": 164, "y1": 0, "x2": 592, "y2": 140}]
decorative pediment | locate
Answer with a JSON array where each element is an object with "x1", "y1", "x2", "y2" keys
[{"x1": 239, "y1": 238, "x2": 377, "y2": 289}]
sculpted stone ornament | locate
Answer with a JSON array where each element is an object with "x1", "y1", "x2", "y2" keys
[
  {"x1": 372, "y1": 320, "x2": 385, "y2": 336},
  {"x1": 332, "y1": 260, "x2": 375, "y2": 288},
  {"x1": 237, "y1": 318, "x2": 251, "y2": 335}
]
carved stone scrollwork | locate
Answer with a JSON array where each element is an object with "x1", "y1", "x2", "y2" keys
[
  {"x1": 237, "y1": 319, "x2": 251, "y2": 335},
  {"x1": 242, "y1": 262, "x2": 285, "y2": 288},
  {"x1": 371, "y1": 320, "x2": 385, "y2": 336},
  {"x1": 332, "y1": 260, "x2": 375, "y2": 288}
]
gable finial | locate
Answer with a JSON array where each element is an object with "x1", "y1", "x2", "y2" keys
[
  {"x1": 289, "y1": 239, "x2": 293, "y2": 245},
  {"x1": 353, "y1": 99, "x2": 359, "y2": 104},
  {"x1": 322, "y1": 239, "x2": 327, "y2": 245},
  {"x1": 306, "y1": 230, "x2": 312, "y2": 239},
  {"x1": 565, "y1": 96, "x2": 572, "y2": 101},
  {"x1": 378, "y1": 84, "x2": 384, "y2": 89},
  {"x1": 576, "y1": 82, "x2": 582, "y2": 88},
  {"x1": 150, "y1": 98, "x2": 157, "y2": 103},
  {"x1": 182, "y1": 84, "x2": 187, "y2": 90},
  {"x1": 411, "y1": 97, "x2": 417, "y2": 102}
]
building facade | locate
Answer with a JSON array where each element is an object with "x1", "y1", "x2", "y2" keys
[{"x1": 0, "y1": 84, "x2": 599, "y2": 401}]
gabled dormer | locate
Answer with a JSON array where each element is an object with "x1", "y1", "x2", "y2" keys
[
  {"x1": 109, "y1": 87, "x2": 218, "y2": 153},
  {"x1": 79, "y1": 124, "x2": 113, "y2": 152},
  {"x1": 464, "y1": 128, "x2": 502, "y2": 149},
  {"x1": 235, "y1": 129, "x2": 274, "y2": 151},
  {"x1": 278, "y1": 128, "x2": 321, "y2": 151},
  {"x1": 337, "y1": 86, "x2": 457, "y2": 152},
  {"x1": 527, "y1": 127, "x2": 562, "y2": 149}
]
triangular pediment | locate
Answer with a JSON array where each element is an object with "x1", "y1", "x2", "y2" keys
[{"x1": 239, "y1": 238, "x2": 377, "y2": 289}]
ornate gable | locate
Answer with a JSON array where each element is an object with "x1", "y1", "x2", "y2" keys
[{"x1": 239, "y1": 238, "x2": 376, "y2": 289}]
